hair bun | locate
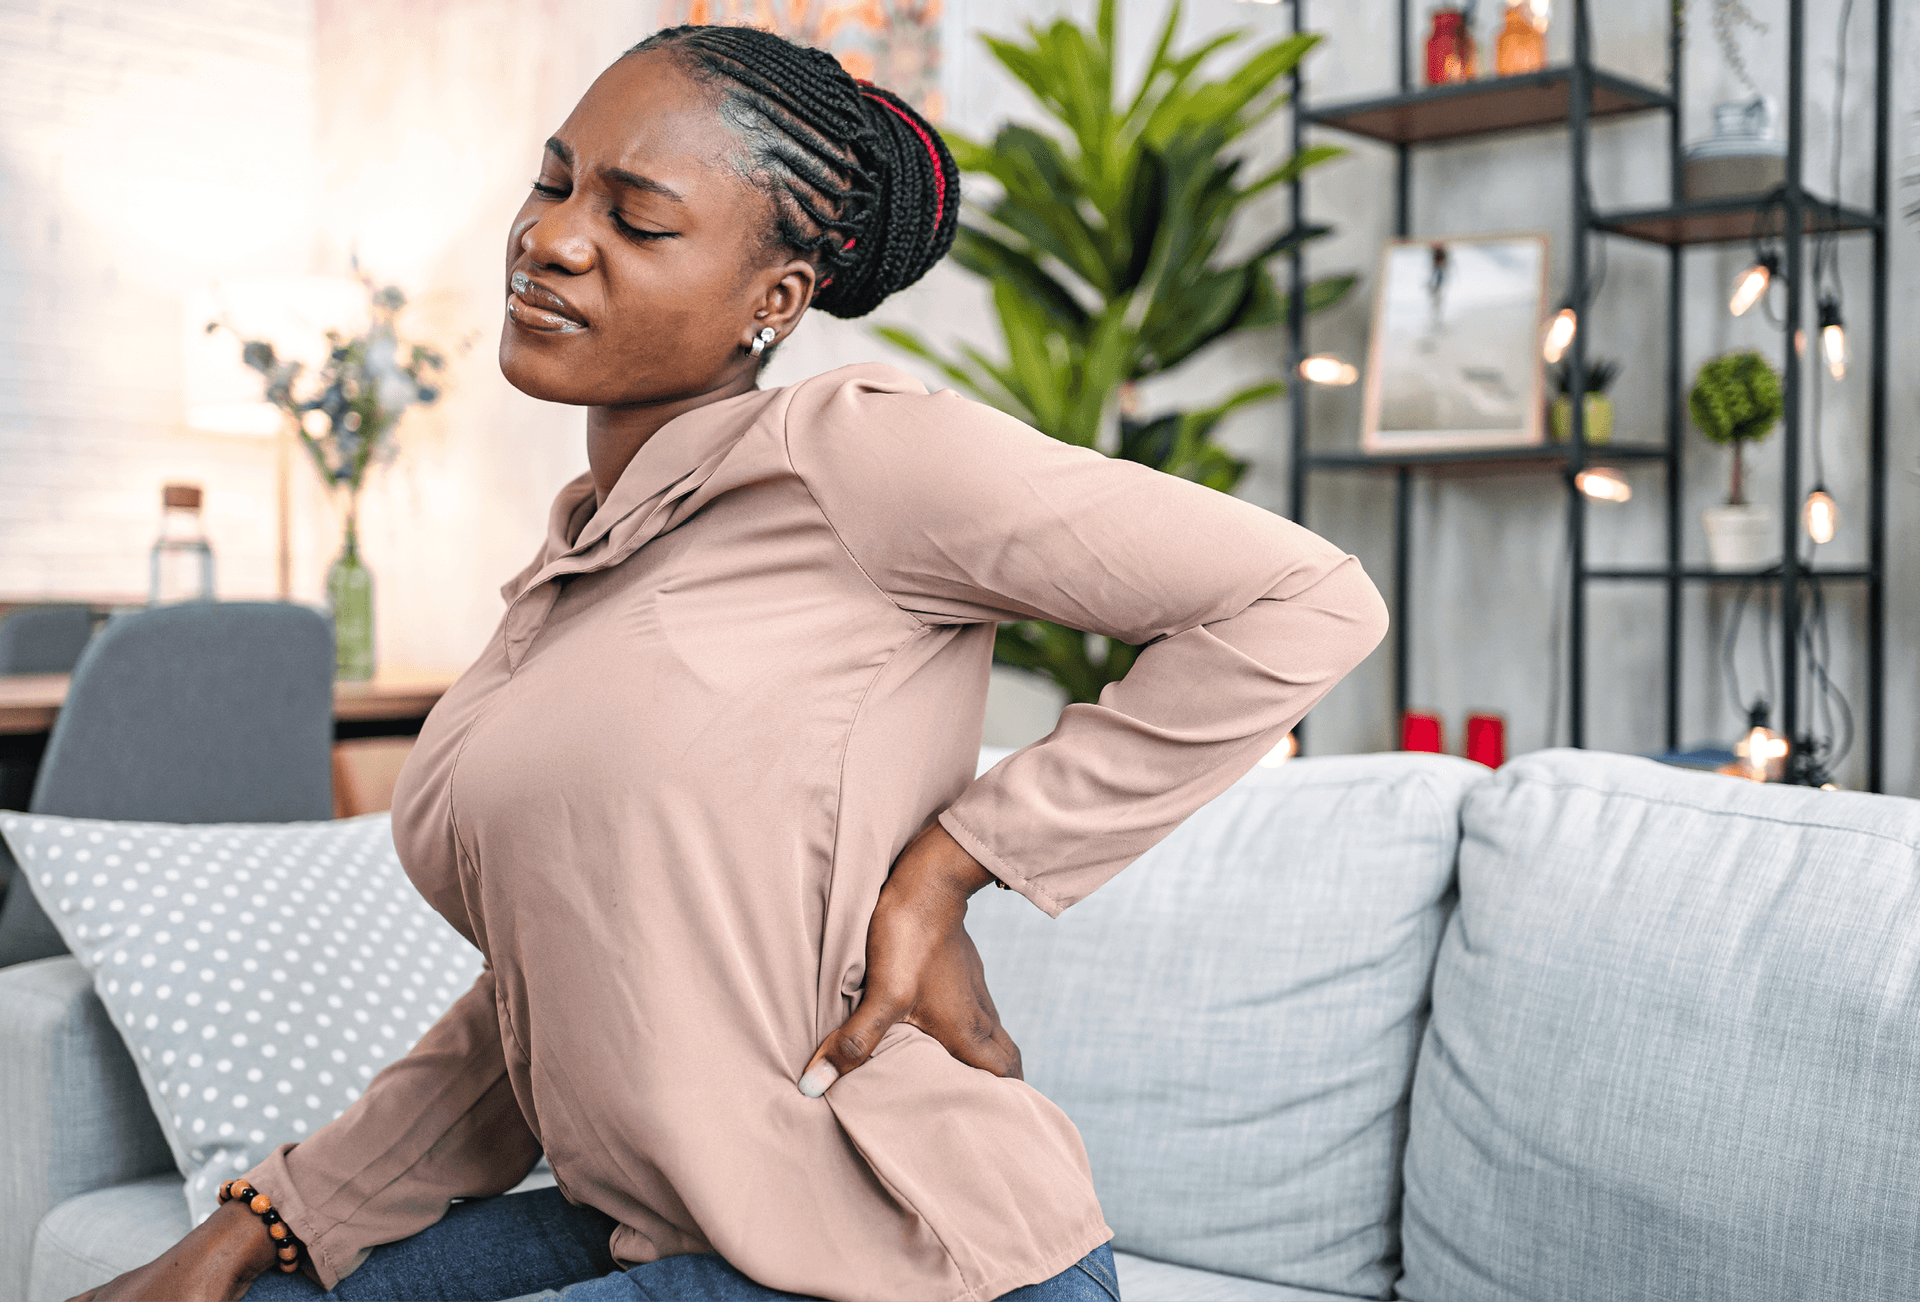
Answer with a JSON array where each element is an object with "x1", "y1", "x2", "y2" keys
[
  {"x1": 817, "y1": 84, "x2": 959, "y2": 319},
  {"x1": 629, "y1": 26, "x2": 959, "y2": 320}
]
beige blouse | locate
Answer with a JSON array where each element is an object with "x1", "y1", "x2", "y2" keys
[{"x1": 244, "y1": 362, "x2": 1387, "y2": 1302}]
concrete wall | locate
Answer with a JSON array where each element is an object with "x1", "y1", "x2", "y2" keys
[{"x1": 0, "y1": 0, "x2": 1912, "y2": 793}]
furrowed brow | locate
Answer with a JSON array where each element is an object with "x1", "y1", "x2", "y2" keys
[
  {"x1": 544, "y1": 137, "x2": 574, "y2": 168},
  {"x1": 602, "y1": 167, "x2": 686, "y2": 204}
]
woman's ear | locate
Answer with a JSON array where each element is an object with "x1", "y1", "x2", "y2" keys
[{"x1": 743, "y1": 259, "x2": 817, "y2": 354}]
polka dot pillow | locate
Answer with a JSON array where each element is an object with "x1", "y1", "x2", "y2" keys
[{"x1": 0, "y1": 811, "x2": 483, "y2": 1227}]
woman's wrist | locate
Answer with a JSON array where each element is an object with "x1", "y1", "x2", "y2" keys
[
  {"x1": 896, "y1": 821, "x2": 996, "y2": 903},
  {"x1": 206, "y1": 1197, "x2": 284, "y2": 1281}
]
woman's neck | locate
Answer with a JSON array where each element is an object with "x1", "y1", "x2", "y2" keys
[{"x1": 586, "y1": 369, "x2": 762, "y2": 504}]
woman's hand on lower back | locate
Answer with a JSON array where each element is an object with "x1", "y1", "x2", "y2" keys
[
  {"x1": 799, "y1": 820, "x2": 1022, "y2": 1097},
  {"x1": 68, "y1": 1198, "x2": 292, "y2": 1301}
]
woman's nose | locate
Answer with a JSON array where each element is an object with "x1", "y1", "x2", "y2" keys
[{"x1": 519, "y1": 208, "x2": 594, "y2": 276}]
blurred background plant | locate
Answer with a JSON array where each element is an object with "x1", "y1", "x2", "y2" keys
[
  {"x1": 1690, "y1": 349, "x2": 1783, "y2": 505},
  {"x1": 880, "y1": 0, "x2": 1350, "y2": 703},
  {"x1": 215, "y1": 274, "x2": 446, "y2": 509}
]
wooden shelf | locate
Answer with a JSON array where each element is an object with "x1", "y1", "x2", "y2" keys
[
  {"x1": 1306, "y1": 441, "x2": 1670, "y2": 471},
  {"x1": 1592, "y1": 195, "x2": 1879, "y2": 246},
  {"x1": 1304, "y1": 68, "x2": 1669, "y2": 146}
]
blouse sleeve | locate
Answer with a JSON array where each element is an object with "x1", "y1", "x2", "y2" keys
[
  {"x1": 243, "y1": 961, "x2": 543, "y2": 1289},
  {"x1": 785, "y1": 366, "x2": 1389, "y2": 917}
]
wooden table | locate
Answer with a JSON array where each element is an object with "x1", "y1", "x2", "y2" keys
[{"x1": 0, "y1": 668, "x2": 457, "y2": 738}]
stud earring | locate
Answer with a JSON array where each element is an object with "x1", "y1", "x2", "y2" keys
[{"x1": 749, "y1": 326, "x2": 776, "y2": 358}]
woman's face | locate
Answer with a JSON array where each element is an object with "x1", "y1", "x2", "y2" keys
[{"x1": 499, "y1": 50, "x2": 813, "y2": 407}]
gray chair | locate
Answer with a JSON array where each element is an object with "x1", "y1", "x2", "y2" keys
[
  {"x1": 0, "y1": 602, "x2": 334, "y2": 967},
  {"x1": 0, "y1": 603, "x2": 97, "y2": 675}
]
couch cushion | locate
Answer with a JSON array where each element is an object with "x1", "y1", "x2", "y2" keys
[
  {"x1": 1400, "y1": 749, "x2": 1920, "y2": 1302},
  {"x1": 966, "y1": 750, "x2": 1487, "y2": 1300},
  {"x1": 0, "y1": 812, "x2": 483, "y2": 1230},
  {"x1": 1114, "y1": 1252, "x2": 1363, "y2": 1301}
]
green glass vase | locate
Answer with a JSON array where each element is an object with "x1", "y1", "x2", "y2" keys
[{"x1": 327, "y1": 518, "x2": 375, "y2": 682}]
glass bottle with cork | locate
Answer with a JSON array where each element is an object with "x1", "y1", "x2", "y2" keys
[{"x1": 149, "y1": 483, "x2": 216, "y2": 604}]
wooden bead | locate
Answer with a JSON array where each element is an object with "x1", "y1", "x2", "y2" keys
[
  {"x1": 251, "y1": 1193, "x2": 271, "y2": 1215},
  {"x1": 269, "y1": 1222, "x2": 289, "y2": 1239},
  {"x1": 277, "y1": 1245, "x2": 298, "y2": 1259}
]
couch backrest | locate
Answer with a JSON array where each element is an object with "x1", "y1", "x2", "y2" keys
[
  {"x1": 966, "y1": 749, "x2": 1486, "y2": 1299},
  {"x1": 1400, "y1": 749, "x2": 1920, "y2": 1302}
]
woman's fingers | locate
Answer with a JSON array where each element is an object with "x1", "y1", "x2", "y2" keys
[{"x1": 801, "y1": 988, "x2": 908, "y2": 1096}]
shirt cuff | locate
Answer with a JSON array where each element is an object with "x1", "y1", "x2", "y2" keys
[{"x1": 937, "y1": 806, "x2": 1067, "y2": 919}]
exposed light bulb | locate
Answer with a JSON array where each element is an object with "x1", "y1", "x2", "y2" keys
[
  {"x1": 1730, "y1": 703, "x2": 1789, "y2": 783},
  {"x1": 1299, "y1": 354, "x2": 1360, "y2": 386},
  {"x1": 1542, "y1": 307, "x2": 1577, "y2": 363},
  {"x1": 1818, "y1": 298, "x2": 1847, "y2": 380},
  {"x1": 1574, "y1": 466, "x2": 1632, "y2": 503},
  {"x1": 1728, "y1": 263, "x2": 1766, "y2": 316},
  {"x1": 1802, "y1": 488, "x2": 1838, "y2": 544},
  {"x1": 1735, "y1": 723, "x2": 1790, "y2": 783},
  {"x1": 1525, "y1": 0, "x2": 1551, "y2": 30}
]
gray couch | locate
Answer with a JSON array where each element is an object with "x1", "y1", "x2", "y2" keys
[{"x1": 7, "y1": 747, "x2": 1920, "y2": 1302}]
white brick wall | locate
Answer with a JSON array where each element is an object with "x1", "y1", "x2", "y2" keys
[{"x1": 0, "y1": 0, "x2": 317, "y2": 600}]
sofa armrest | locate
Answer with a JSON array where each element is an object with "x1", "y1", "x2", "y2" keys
[{"x1": 0, "y1": 956, "x2": 174, "y2": 1302}]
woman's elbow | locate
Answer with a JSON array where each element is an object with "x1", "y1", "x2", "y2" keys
[{"x1": 1311, "y1": 555, "x2": 1390, "y2": 673}]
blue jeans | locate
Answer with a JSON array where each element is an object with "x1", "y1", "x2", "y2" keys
[{"x1": 240, "y1": 1186, "x2": 1119, "y2": 1302}]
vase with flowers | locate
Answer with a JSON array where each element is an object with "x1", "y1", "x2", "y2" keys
[
  {"x1": 1690, "y1": 349, "x2": 1783, "y2": 569},
  {"x1": 223, "y1": 276, "x2": 447, "y2": 679}
]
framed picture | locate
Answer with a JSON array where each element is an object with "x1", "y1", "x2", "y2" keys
[{"x1": 1362, "y1": 233, "x2": 1550, "y2": 453}]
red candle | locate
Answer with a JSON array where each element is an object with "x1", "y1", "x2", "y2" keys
[
  {"x1": 1402, "y1": 711, "x2": 1444, "y2": 753},
  {"x1": 1465, "y1": 713, "x2": 1507, "y2": 768}
]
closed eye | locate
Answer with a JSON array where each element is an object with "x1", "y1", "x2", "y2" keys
[
  {"x1": 609, "y1": 211, "x2": 675, "y2": 242},
  {"x1": 531, "y1": 179, "x2": 568, "y2": 199}
]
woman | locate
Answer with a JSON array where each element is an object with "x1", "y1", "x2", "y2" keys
[{"x1": 78, "y1": 24, "x2": 1386, "y2": 1302}]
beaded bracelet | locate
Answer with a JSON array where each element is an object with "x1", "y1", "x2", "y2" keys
[{"x1": 218, "y1": 1179, "x2": 303, "y2": 1273}]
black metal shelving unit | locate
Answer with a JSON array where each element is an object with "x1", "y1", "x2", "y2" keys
[{"x1": 1283, "y1": 0, "x2": 1891, "y2": 791}]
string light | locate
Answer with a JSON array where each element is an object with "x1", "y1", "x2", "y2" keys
[
  {"x1": 1541, "y1": 306, "x2": 1577, "y2": 363},
  {"x1": 1729, "y1": 252, "x2": 1779, "y2": 317},
  {"x1": 1574, "y1": 466, "x2": 1632, "y2": 502},
  {"x1": 1298, "y1": 354, "x2": 1360, "y2": 386},
  {"x1": 1802, "y1": 487, "x2": 1838, "y2": 544},
  {"x1": 1818, "y1": 297, "x2": 1847, "y2": 380},
  {"x1": 1734, "y1": 707, "x2": 1790, "y2": 783}
]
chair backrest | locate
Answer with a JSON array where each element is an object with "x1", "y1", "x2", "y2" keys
[
  {"x1": 0, "y1": 602, "x2": 335, "y2": 965},
  {"x1": 0, "y1": 603, "x2": 96, "y2": 675}
]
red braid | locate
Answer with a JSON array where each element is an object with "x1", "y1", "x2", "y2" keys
[{"x1": 859, "y1": 89, "x2": 946, "y2": 233}]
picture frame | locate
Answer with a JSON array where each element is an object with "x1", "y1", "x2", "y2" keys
[{"x1": 1361, "y1": 233, "x2": 1551, "y2": 454}]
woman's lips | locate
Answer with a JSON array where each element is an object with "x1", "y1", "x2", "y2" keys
[{"x1": 507, "y1": 271, "x2": 587, "y2": 334}]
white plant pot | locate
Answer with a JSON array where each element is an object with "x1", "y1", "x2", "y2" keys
[{"x1": 1702, "y1": 503, "x2": 1777, "y2": 570}]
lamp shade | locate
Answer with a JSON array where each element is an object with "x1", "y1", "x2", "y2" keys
[{"x1": 184, "y1": 277, "x2": 366, "y2": 435}]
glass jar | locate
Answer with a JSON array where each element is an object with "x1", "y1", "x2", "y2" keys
[
  {"x1": 1426, "y1": 8, "x2": 1476, "y2": 86},
  {"x1": 1496, "y1": 1, "x2": 1547, "y2": 76},
  {"x1": 149, "y1": 483, "x2": 216, "y2": 604},
  {"x1": 327, "y1": 519, "x2": 375, "y2": 681}
]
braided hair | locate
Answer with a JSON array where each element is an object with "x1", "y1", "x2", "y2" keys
[{"x1": 627, "y1": 25, "x2": 959, "y2": 320}]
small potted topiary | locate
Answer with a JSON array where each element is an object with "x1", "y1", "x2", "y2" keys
[
  {"x1": 1548, "y1": 357, "x2": 1620, "y2": 444},
  {"x1": 1690, "y1": 349, "x2": 1783, "y2": 569}
]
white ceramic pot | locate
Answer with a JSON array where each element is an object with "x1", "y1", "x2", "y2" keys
[{"x1": 1702, "y1": 503, "x2": 1776, "y2": 569}]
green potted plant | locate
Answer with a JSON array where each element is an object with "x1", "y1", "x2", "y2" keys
[
  {"x1": 1689, "y1": 348, "x2": 1783, "y2": 569},
  {"x1": 1548, "y1": 357, "x2": 1619, "y2": 444},
  {"x1": 879, "y1": 0, "x2": 1351, "y2": 703}
]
